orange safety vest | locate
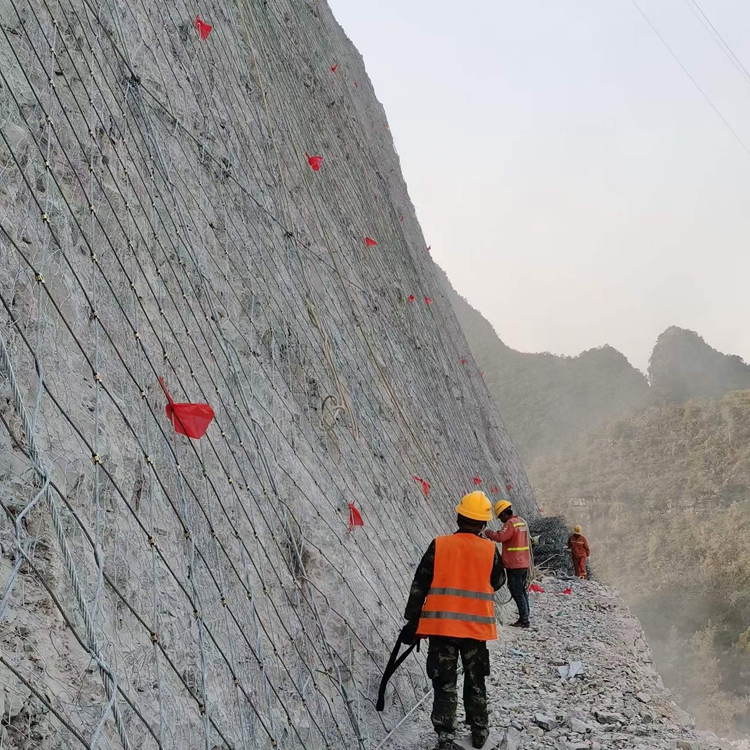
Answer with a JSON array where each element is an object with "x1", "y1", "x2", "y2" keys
[
  {"x1": 501, "y1": 516, "x2": 530, "y2": 569},
  {"x1": 416, "y1": 533, "x2": 497, "y2": 642}
]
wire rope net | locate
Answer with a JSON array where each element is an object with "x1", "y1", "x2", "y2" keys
[{"x1": 0, "y1": 0, "x2": 536, "y2": 747}]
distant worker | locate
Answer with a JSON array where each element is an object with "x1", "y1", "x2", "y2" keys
[
  {"x1": 567, "y1": 525, "x2": 590, "y2": 579},
  {"x1": 401, "y1": 491, "x2": 504, "y2": 750},
  {"x1": 485, "y1": 500, "x2": 531, "y2": 629}
]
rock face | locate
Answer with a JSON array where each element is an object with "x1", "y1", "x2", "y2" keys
[
  {"x1": 400, "y1": 579, "x2": 726, "y2": 750},
  {"x1": 0, "y1": 1, "x2": 534, "y2": 748},
  {"x1": 648, "y1": 327, "x2": 750, "y2": 403}
]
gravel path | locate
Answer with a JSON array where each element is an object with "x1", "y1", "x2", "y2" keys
[{"x1": 390, "y1": 577, "x2": 728, "y2": 750}]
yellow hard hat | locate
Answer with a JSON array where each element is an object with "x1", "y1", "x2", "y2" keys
[
  {"x1": 494, "y1": 500, "x2": 511, "y2": 518},
  {"x1": 456, "y1": 491, "x2": 492, "y2": 522},
  {"x1": 574, "y1": 525, "x2": 582, "y2": 534}
]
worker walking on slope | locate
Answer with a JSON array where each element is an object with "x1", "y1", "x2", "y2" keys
[
  {"x1": 567, "y1": 525, "x2": 590, "y2": 579},
  {"x1": 401, "y1": 491, "x2": 504, "y2": 750},
  {"x1": 485, "y1": 500, "x2": 531, "y2": 629}
]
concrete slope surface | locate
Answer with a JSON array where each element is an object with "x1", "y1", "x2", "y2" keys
[
  {"x1": 396, "y1": 579, "x2": 725, "y2": 750},
  {"x1": 0, "y1": 0, "x2": 534, "y2": 748}
]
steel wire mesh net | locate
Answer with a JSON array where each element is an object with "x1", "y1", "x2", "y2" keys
[{"x1": 0, "y1": 0, "x2": 536, "y2": 747}]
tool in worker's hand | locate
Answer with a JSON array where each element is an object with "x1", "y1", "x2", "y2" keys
[{"x1": 376, "y1": 626, "x2": 420, "y2": 711}]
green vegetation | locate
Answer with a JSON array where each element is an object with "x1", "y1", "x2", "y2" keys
[{"x1": 531, "y1": 391, "x2": 750, "y2": 733}]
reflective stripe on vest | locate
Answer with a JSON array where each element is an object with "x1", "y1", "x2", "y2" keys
[
  {"x1": 416, "y1": 533, "x2": 497, "y2": 642},
  {"x1": 507, "y1": 546, "x2": 529, "y2": 552},
  {"x1": 428, "y1": 587, "x2": 495, "y2": 601},
  {"x1": 420, "y1": 611, "x2": 496, "y2": 624}
]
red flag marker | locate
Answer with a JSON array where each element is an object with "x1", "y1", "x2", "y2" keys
[
  {"x1": 473, "y1": 476, "x2": 482, "y2": 485},
  {"x1": 365, "y1": 237, "x2": 378, "y2": 247},
  {"x1": 331, "y1": 63, "x2": 338, "y2": 73},
  {"x1": 348, "y1": 502, "x2": 364, "y2": 531},
  {"x1": 158, "y1": 377, "x2": 214, "y2": 439},
  {"x1": 422, "y1": 480, "x2": 430, "y2": 497},
  {"x1": 194, "y1": 15, "x2": 212, "y2": 40},
  {"x1": 424, "y1": 296, "x2": 433, "y2": 305},
  {"x1": 426, "y1": 246, "x2": 431, "y2": 253},
  {"x1": 461, "y1": 358, "x2": 468, "y2": 365},
  {"x1": 354, "y1": 81, "x2": 358, "y2": 88},
  {"x1": 489, "y1": 486, "x2": 499, "y2": 494},
  {"x1": 400, "y1": 215, "x2": 404, "y2": 223},
  {"x1": 413, "y1": 475, "x2": 422, "y2": 483},
  {"x1": 506, "y1": 484, "x2": 513, "y2": 491},
  {"x1": 529, "y1": 583, "x2": 546, "y2": 594},
  {"x1": 408, "y1": 294, "x2": 415, "y2": 303},
  {"x1": 559, "y1": 587, "x2": 573, "y2": 595},
  {"x1": 305, "y1": 152, "x2": 323, "y2": 172}
]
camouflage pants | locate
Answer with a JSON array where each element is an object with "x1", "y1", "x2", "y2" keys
[{"x1": 427, "y1": 637, "x2": 490, "y2": 742}]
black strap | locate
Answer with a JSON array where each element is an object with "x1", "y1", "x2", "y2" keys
[{"x1": 376, "y1": 636, "x2": 419, "y2": 712}]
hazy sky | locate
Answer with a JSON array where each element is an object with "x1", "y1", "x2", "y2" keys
[{"x1": 328, "y1": 0, "x2": 750, "y2": 372}]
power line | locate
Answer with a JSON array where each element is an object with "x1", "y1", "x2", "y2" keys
[
  {"x1": 681, "y1": 0, "x2": 750, "y2": 88},
  {"x1": 629, "y1": 0, "x2": 750, "y2": 159}
]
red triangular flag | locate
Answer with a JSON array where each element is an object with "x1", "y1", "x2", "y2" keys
[
  {"x1": 158, "y1": 377, "x2": 214, "y2": 439},
  {"x1": 408, "y1": 294, "x2": 416, "y2": 303},
  {"x1": 529, "y1": 583, "x2": 546, "y2": 594},
  {"x1": 413, "y1": 475, "x2": 430, "y2": 497},
  {"x1": 194, "y1": 15, "x2": 212, "y2": 40},
  {"x1": 365, "y1": 237, "x2": 378, "y2": 247},
  {"x1": 424, "y1": 296, "x2": 433, "y2": 305},
  {"x1": 559, "y1": 587, "x2": 573, "y2": 595},
  {"x1": 305, "y1": 152, "x2": 323, "y2": 172},
  {"x1": 331, "y1": 63, "x2": 338, "y2": 73},
  {"x1": 473, "y1": 476, "x2": 482, "y2": 485},
  {"x1": 348, "y1": 502, "x2": 364, "y2": 531},
  {"x1": 506, "y1": 484, "x2": 513, "y2": 491},
  {"x1": 461, "y1": 358, "x2": 468, "y2": 365}
]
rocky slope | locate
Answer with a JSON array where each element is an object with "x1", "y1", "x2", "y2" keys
[
  {"x1": 392, "y1": 578, "x2": 727, "y2": 750},
  {"x1": 0, "y1": 0, "x2": 534, "y2": 747}
]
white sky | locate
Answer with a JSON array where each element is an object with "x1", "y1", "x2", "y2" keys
[{"x1": 328, "y1": 0, "x2": 750, "y2": 372}]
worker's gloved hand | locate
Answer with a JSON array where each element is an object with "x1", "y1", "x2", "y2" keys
[{"x1": 400, "y1": 620, "x2": 419, "y2": 645}]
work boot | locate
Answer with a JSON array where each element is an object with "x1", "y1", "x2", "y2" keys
[
  {"x1": 436, "y1": 731, "x2": 455, "y2": 750},
  {"x1": 471, "y1": 728, "x2": 490, "y2": 748},
  {"x1": 509, "y1": 620, "x2": 530, "y2": 629}
]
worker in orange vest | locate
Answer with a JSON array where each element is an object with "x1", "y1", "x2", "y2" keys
[
  {"x1": 485, "y1": 500, "x2": 531, "y2": 628},
  {"x1": 401, "y1": 491, "x2": 504, "y2": 750},
  {"x1": 567, "y1": 525, "x2": 590, "y2": 579}
]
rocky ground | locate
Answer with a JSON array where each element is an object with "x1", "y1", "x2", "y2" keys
[{"x1": 391, "y1": 577, "x2": 731, "y2": 750}]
